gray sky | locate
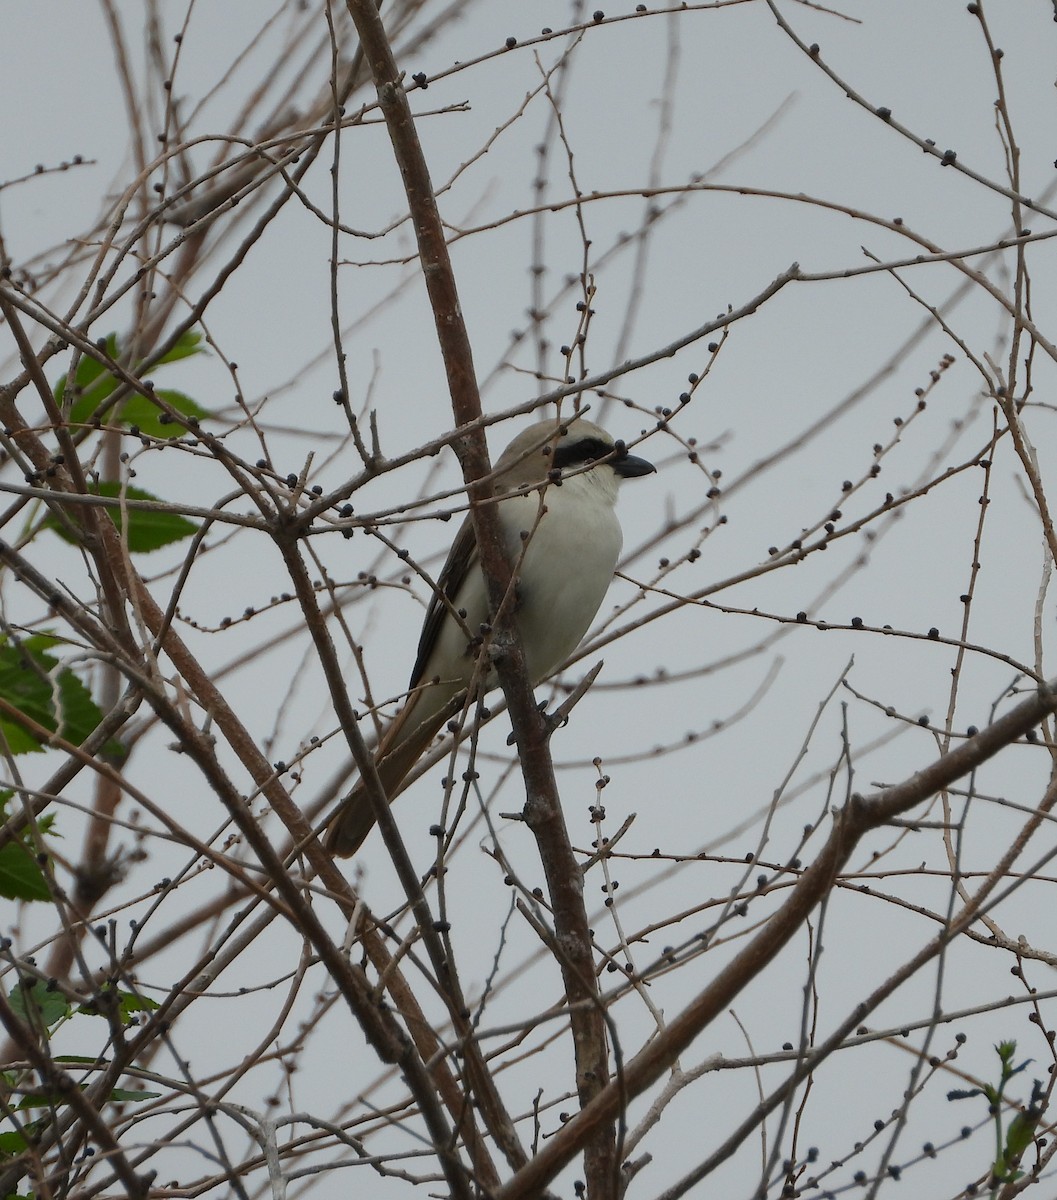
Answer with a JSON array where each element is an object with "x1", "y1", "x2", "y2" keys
[{"x1": 3, "y1": 2, "x2": 1057, "y2": 1196}]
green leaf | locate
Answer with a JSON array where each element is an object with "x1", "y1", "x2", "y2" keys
[
  {"x1": 9, "y1": 1070, "x2": 160, "y2": 1104},
  {"x1": 13, "y1": 1079, "x2": 160, "y2": 1109},
  {"x1": 117, "y1": 992, "x2": 160, "y2": 1021},
  {"x1": 55, "y1": 330, "x2": 207, "y2": 428},
  {"x1": 53, "y1": 1058, "x2": 162, "y2": 1101},
  {"x1": 0, "y1": 638, "x2": 105, "y2": 755},
  {"x1": 0, "y1": 1130, "x2": 27, "y2": 1158},
  {"x1": 45, "y1": 483, "x2": 197, "y2": 553},
  {"x1": 118, "y1": 389, "x2": 207, "y2": 438},
  {"x1": 8, "y1": 979, "x2": 69, "y2": 1029},
  {"x1": 1005, "y1": 1107, "x2": 1039, "y2": 1161},
  {"x1": 78, "y1": 989, "x2": 160, "y2": 1026},
  {"x1": 107, "y1": 1088, "x2": 160, "y2": 1103},
  {"x1": 54, "y1": 334, "x2": 120, "y2": 410},
  {"x1": 996, "y1": 1040, "x2": 1017, "y2": 1065},
  {"x1": 14, "y1": 1092, "x2": 61, "y2": 1111},
  {"x1": 0, "y1": 842, "x2": 49, "y2": 902},
  {"x1": 156, "y1": 328, "x2": 205, "y2": 364}
]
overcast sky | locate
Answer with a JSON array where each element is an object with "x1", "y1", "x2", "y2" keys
[{"x1": 3, "y1": 2, "x2": 1057, "y2": 1196}]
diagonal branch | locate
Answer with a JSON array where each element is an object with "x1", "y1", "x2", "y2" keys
[{"x1": 494, "y1": 677, "x2": 1057, "y2": 1198}]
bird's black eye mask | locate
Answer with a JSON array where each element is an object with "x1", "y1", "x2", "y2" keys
[{"x1": 550, "y1": 436, "x2": 616, "y2": 470}]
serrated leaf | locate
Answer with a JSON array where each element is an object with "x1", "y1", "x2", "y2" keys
[
  {"x1": 0, "y1": 842, "x2": 49, "y2": 902},
  {"x1": 55, "y1": 330, "x2": 207, "y2": 428},
  {"x1": 0, "y1": 639, "x2": 105, "y2": 755},
  {"x1": 118, "y1": 992, "x2": 160, "y2": 1019},
  {"x1": 118, "y1": 389, "x2": 207, "y2": 438},
  {"x1": 8, "y1": 979, "x2": 69, "y2": 1029},
  {"x1": 45, "y1": 483, "x2": 197, "y2": 553},
  {"x1": 78, "y1": 989, "x2": 160, "y2": 1026}
]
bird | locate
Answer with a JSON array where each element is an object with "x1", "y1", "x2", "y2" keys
[{"x1": 325, "y1": 415, "x2": 655, "y2": 857}]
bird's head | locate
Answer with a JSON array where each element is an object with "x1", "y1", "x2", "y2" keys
[{"x1": 494, "y1": 416, "x2": 655, "y2": 498}]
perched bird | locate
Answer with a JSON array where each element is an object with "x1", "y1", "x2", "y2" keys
[{"x1": 325, "y1": 416, "x2": 655, "y2": 857}]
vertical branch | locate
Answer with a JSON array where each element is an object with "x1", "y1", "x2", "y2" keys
[{"x1": 342, "y1": 3, "x2": 616, "y2": 1194}]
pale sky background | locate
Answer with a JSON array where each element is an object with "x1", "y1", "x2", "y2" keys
[{"x1": 3, "y1": 1, "x2": 1057, "y2": 1196}]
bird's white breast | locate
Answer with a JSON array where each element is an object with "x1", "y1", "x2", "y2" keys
[
  {"x1": 495, "y1": 470, "x2": 623, "y2": 681},
  {"x1": 426, "y1": 469, "x2": 624, "y2": 689}
]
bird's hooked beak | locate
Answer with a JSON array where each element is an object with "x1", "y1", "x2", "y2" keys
[{"x1": 611, "y1": 442, "x2": 656, "y2": 479}]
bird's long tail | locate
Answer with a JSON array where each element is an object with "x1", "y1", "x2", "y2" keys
[{"x1": 324, "y1": 683, "x2": 464, "y2": 857}]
